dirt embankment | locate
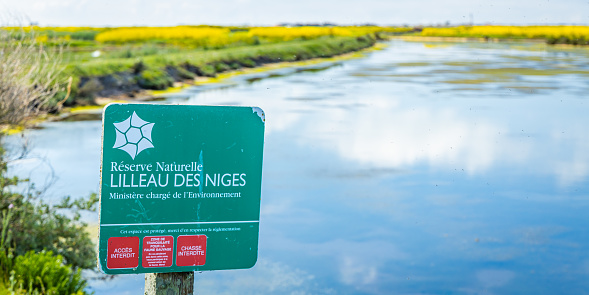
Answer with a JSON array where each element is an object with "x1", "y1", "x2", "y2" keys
[{"x1": 70, "y1": 36, "x2": 377, "y2": 105}]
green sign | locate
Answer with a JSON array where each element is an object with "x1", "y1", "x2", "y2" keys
[{"x1": 98, "y1": 104, "x2": 265, "y2": 274}]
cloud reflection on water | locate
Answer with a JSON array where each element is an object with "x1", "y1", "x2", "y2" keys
[
  {"x1": 5, "y1": 40, "x2": 589, "y2": 294},
  {"x1": 191, "y1": 65, "x2": 589, "y2": 188}
]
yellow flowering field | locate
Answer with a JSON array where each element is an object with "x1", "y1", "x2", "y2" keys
[
  {"x1": 421, "y1": 26, "x2": 589, "y2": 44},
  {"x1": 248, "y1": 26, "x2": 413, "y2": 41},
  {"x1": 1, "y1": 24, "x2": 417, "y2": 52},
  {"x1": 92, "y1": 26, "x2": 412, "y2": 45},
  {"x1": 2, "y1": 25, "x2": 412, "y2": 47},
  {"x1": 95, "y1": 26, "x2": 229, "y2": 42}
]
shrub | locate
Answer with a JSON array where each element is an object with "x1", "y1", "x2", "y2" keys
[
  {"x1": 10, "y1": 250, "x2": 86, "y2": 295},
  {"x1": 0, "y1": 147, "x2": 95, "y2": 294},
  {"x1": 76, "y1": 77, "x2": 104, "y2": 99},
  {"x1": 214, "y1": 62, "x2": 231, "y2": 72},
  {"x1": 136, "y1": 68, "x2": 174, "y2": 90},
  {"x1": 0, "y1": 26, "x2": 65, "y2": 125},
  {"x1": 69, "y1": 30, "x2": 99, "y2": 41},
  {"x1": 0, "y1": 142, "x2": 98, "y2": 268}
]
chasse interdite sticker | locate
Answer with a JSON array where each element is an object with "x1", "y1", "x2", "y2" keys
[
  {"x1": 98, "y1": 104, "x2": 265, "y2": 274},
  {"x1": 176, "y1": 235, "x2": 207, "y2": 267}
]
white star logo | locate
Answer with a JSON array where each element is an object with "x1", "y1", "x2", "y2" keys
[{"x1": 113, "y1": 112, "x2": 155, "y2": 159}]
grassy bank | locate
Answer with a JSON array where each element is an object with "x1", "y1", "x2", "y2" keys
[
  {"x1": 1, "y1": 25, "x2": 416, "y2": 110},
  {"x1": 420, "y1": 26, "x2": 589, "y2": 45},
  {"x1": 59, "y1": 35, "x2": 378, "y2": 106},
  {"x1": 2, "y1": 25, "x2": 414, "y2": 108}
]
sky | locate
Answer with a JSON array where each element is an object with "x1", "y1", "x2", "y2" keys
[{"x1": 1, "y1": 0, "x2": 588, "y2": 27}]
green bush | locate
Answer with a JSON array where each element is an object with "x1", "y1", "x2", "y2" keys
[
  {"x1": 0, "y1": 24, "x2": 93, "y2": 293},
  {"x1": 136, "y1": 68, "x2": 174, "y2": 90},
  {"x1": 198, "y1": 64, "x2": 217, "y2": 77},
  {"x1": 0, "y1": 209, "x2": 15, "y2": 283},
  {"x1": 169, "y1": 66, "x2": 195, "y2": 80},
  {"x1": 10, "y1": 250, "x2": 86, "y2": 295},
  {"x1": 240, "y1": 58, "x2": 257, "y2": 68},
  {"x1": 0, "y1": 148, "x2": 97, "y2": 270},
  {"x1": 69, "y1": 31, "x2": 99, "y2": 41},
  {"x1": 0, "y1": 146, "x2": 95, "y2": 294},
  {"x1": 214, "y1": 62, "x2": 231, "y2": 72}
]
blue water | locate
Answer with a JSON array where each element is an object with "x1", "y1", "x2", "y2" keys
[{"x1": 6, "y1": 40, "x2": 589, "y2": 294}]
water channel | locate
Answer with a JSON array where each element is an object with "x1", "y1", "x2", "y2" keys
[{"x1": 6, "y1": 39, "x2": 589, "y2": 294}]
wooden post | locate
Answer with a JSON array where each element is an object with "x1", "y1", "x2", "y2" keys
[{"x1": 145, "y1": 272, "x2": 194, "y2": 295}]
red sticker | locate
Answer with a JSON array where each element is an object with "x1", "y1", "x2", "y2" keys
[
  {"x1": 142, "y1": 236, "x2": 174, "y2": 268},
  {"x1": 107, "y1": 236, "x2": 139, "y2": 269},
  {"x1": 176, "y1": 235, "x2": 207, "y2": 266}
]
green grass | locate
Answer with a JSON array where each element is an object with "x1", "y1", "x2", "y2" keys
[
  {"x1": 56, "y1": 36, "x2": 377, "y2": 106},
  {"x1": 0, "y1": 279, "x2": 7, "y2": 294},
  {"x1": 69, "y1": 36, "x2": 373, "y2": 76},
  {"x1": 1, "y1": 27, "x2": 399, "y2": 108}
]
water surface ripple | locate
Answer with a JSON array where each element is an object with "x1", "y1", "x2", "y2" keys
[{"x1": 6, "y1": 40, "x2": 589, "y2": 294}]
